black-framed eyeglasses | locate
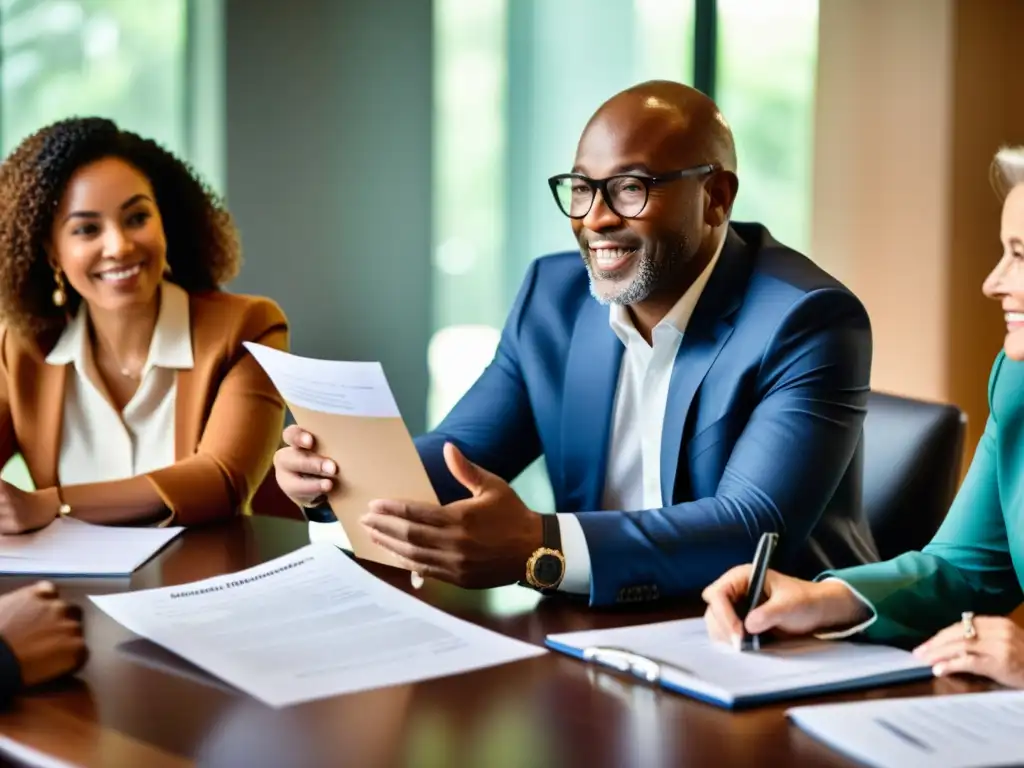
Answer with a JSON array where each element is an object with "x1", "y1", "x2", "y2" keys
[{"x1": 547, "y1": 163, "x2": 718, "y2": 219}]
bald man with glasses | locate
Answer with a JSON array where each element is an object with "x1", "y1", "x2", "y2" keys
[{"x1": 276, "y1": 80, "x2": 878, "y2": 605}]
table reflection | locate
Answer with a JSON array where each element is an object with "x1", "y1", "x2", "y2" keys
[{"x1": 194, "y1": 685, "x2": 414, "y2": 768}]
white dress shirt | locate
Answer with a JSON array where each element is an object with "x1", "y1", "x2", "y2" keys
[
  {"x1": 45, "y1": 282, "x2": 194, "y2": 486},
  {"x1": 556, "y1": 241, "x2": 725, "y2": 595}
]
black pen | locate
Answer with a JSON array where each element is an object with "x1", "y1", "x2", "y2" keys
[{"x1": 734, "y1": 531, "x2": 779, "y2": 651}]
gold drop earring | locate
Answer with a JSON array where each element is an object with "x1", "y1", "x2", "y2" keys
[{"x1": 52, "y1": 268, "x2": 66, "y2": 308}]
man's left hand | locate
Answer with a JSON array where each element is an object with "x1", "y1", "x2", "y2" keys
[
  {"x1": 0, "y1": 482, "x2": 58, "y2": 535},
  {"x1": 360, "y1": 443, "x2": 543, "y2": 588},
  {"x1": 913, "y1": 615, "x2": 1024, "y2": 688}
]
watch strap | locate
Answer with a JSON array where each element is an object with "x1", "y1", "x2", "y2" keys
[{"x1": 542, "y1": 513, "x2": 562, "y2": 552}]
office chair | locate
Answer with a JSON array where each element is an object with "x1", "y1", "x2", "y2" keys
[{"x1": 861, "y1": 391, "x2": 967, "y2": 560}]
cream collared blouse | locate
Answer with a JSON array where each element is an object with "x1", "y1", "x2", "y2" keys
[{"x1": 44, "y1": 282, "x2": 193, "y2": 487}]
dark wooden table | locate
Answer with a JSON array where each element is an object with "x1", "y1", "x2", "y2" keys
[{"x1": 0, "y1": 516, "x2": 995, "y2": 768}]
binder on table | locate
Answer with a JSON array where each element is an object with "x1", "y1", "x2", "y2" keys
[{"x1": 545, "y1": 617, "x2": 934, "y2": 709}]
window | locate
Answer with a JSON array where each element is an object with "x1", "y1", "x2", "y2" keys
[
  {"x1": 430, "y1": 0, "x2": 507, "y2": 432},
  {"x1": 0, "y1": 0, "x2": 191, "y2": 489},
  {"x1": 715, "y1": 0, "x2": 819, "y2": 251},
  {"x1": 431, "y1": 1, "x2": 817, "y2": 516},
  {"x1": 1, "y1": 0, "x2": 187, "y2": 155},
  {"x1": 431, "y1": 0, "x2": 697, "y2": 514}
]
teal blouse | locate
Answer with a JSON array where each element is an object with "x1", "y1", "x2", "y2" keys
[{"x1": 830, "y1": 351, "x2": 1024, "y2": 646}]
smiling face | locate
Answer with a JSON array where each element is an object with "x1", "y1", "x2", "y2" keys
[
  {"x1": 568, "y1": 87, "x2": 737, "y2": 313},
  {"x1": 48, "y1": 156, "x2": 167, "y2": 315},
  {"x1": 983, "y1": 184, "x2": 1024, "y2": 359},
  {"x1": 571, "y1": 107, "x2": 708, "y2": 307}
]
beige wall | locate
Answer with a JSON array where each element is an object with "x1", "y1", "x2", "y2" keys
[
  {"x1": 813, "y1": 0, "x2": 1024, "y2": 464},
  {"x1": 948, "y1": 0, "x2": 1024, "y2": 453}
]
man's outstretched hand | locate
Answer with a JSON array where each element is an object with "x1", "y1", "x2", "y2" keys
[{"x1": 361, "y1": 443, "x2": 543, "y2": 588}]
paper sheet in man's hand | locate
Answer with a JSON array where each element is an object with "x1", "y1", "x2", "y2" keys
[{"x1": 244, "y1": 342, "x2": 438, "y2": 569}]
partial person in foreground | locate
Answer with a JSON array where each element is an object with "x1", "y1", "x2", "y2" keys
[
  {"x1": 275, "y1": 80, "x2": 877, "y2": 606},
  {"x1": 702, "y1": 146, "x2": 1024, "y2": 687},
  {"x1": 0, "y1": 582, "x2": 86, "y2": 708},
  {"x1": 0, "y1": 117, "x2": 288, "y2": 533}
]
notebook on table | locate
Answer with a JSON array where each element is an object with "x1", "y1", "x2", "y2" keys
[{"x1": 545, "y1": 617, "x2": 933, "y2": 709}]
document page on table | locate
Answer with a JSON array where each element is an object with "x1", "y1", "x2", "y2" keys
[
  {"x1": 547, "y1": 618, "x2": 929, "y2": 703},
  {"x1": 787, "y1": 690, "x2": 1024, "y2": 768},
  {"x1": 0, "y1": 518, "x2": 183, "y2": 575},
  {"x1": 90, "y1": 544, "x2": 546, "y2": 707}
]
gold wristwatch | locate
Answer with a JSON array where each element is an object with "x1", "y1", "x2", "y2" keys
[{"x1": 524, "y1": 515, "x2": 565, "y2": 592}]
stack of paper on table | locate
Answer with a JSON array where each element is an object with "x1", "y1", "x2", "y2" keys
[
  {"x1": 244, "y1": 342, "x2": 436, "y2": 569},
  {"x1": 787, "y1": 690, "x2": 1024, "y2": 768},
  {"x1": 545, "y1": 618, "x2": 933, "y2": 708},
  {"x1": 0, "y1": 518, "x2": 182, "y2": 576},
  {"x1": 90, "y1": 543, "x2": 546, "y2": 708}
]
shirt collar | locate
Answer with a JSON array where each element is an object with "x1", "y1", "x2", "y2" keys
[
  {"x1": 608, "y1": 233, "x2": 726, "y2": 345},
  {"x1": 45, "y1": 281, "x2": 194, "y2": 372}
]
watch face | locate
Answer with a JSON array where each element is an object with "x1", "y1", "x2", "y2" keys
[{"x1": 534, "y1": 553, "x2": 563, "y2": 586}]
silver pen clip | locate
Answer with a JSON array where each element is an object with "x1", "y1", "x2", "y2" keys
[{"x1": 583, "y1": 646, "x2": 661, "y2": 683}]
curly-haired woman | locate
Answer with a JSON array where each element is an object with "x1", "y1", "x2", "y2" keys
[{"x1": 0, "y1": 117, "x2": 288, "y2": 533}]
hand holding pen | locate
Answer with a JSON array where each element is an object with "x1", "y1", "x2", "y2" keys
[{"x1": 701, "y1": 536, "x2": 873, "y2": 646}]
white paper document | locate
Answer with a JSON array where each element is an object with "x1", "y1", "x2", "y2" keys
[
  {"x1": 546, "y1": 618, "x2": 931, "y2": 707},
  {"x1": 0, "y1": 518, "x2": 183, "y2": 576},
  {"x1": 243, "y1": 342, "x2": 399, "y2": 417},
  {"x1": 90, "y1": 544, "x2": 546, "y2": 707},
  {"x1": 787, "y1": 690, "x2": 1024, "y2": 768}
]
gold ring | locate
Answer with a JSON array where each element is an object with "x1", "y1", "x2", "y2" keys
[{"x1": 961, "y1": 611, "x2": 977, "y2": 640}]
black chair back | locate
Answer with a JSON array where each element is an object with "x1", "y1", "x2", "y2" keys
[{"x1": 862, "y1": 392, "x2": 966, "y2": 560}]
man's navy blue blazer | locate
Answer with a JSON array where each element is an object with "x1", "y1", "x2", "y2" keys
[{"x1": 414, "y1": 222, "x2": 879, "y2": 606}]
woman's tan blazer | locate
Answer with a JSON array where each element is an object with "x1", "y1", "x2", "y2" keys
[{"x1": 0, "y1": 290, "x2": 288, "y2": 525}]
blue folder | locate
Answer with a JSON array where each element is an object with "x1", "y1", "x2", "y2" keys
[{"x1": 544, "y1": 618, "x2": 935, "y2": 710}]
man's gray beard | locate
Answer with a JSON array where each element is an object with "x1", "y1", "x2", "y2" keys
[
  {"x1": 587, "y1": 251, "x2": 659, "y2": 305},
  {"x1": 585, "y1": 242, "x2": 688, "y2": 306}
]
